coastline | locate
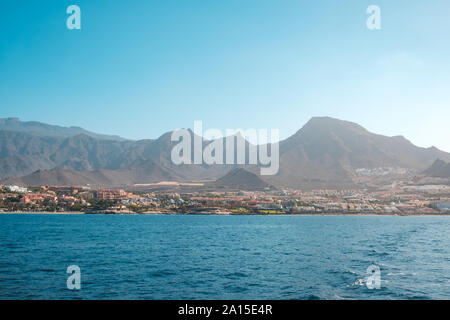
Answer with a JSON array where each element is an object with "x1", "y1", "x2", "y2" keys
[
  {"x1": 0, "y1": 211, "x2": 448, "y2": 216},
  {"x1": 0, "y1": 211, "x2": 86, "y2": 215}
]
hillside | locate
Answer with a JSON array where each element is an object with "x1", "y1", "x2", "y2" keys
[
  {"x1": 0, "y1": 117, "x2": 126, "y2": 141},
  {"x1": 424, "y1": 159, "x2": 450, "y2": 178},
  {"x1": 214, "y1": 168, "x2": 274, "y2": 191},
  {"x1": 1, "y1": 116, "x2": 450, "y2": 188},
  {"x1": 267, "y1": 117, "x2": 450, "y2": 188}
]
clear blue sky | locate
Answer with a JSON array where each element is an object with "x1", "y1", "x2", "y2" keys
[{"x1": 1, "y1": 0, "x2": 449, "y2": 151}]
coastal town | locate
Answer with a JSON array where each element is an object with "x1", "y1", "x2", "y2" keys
[{"x1": 1, "y1": 182, "x2": 449, "y2": 215}]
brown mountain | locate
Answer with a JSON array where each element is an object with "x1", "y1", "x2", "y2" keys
[
  {"x1": 423, "y1": 159, "x2": 450, "y2": 178},
  {"x1": 214, "y1": 168, "x2": 273, "y2": 191},
  {"x1": 1, "y1": 168, "x2": 113, "y2": 187},
  {"x1": 0, "y1": 117, "x2": 126, "y2": 141},
  {"x1": 266, "y1": 117, "x2": 450, "y2": 188},
  {"x1": 1, "y1": 158, "x2": 182, "y2": 187},
  {"x1": 1, "y1": 117, "x2": 450, "y2": 188}
]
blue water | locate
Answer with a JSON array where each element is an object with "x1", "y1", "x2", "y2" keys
[{"x1": 0, "y1": 214, "x2": 449, "y2": 300}]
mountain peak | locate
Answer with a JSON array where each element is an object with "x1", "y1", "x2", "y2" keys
[
  {"x1": 423, "y1": 159, "x2": 450, "y2": 178},
  {"x1": 283, "y1": 117, "x2": 369, "y2": 145},
  {"x1": 304, "y1": 117, "x2": 368, "y2": 132},
  {"x1": 214, "y1": 168, "x2": 274, "y2": 191}
]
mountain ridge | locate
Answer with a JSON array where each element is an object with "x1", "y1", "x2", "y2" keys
[
  {"x1": 1, "y1": 116, "x2": 449, "y2": 188},
  {"x1": 0, "y1": 117, "x2": 127, "y2": 141}
]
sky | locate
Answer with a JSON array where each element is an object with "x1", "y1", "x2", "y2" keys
[{"x1": 0, "y1": 0, "x2": 449, "y2": 151}]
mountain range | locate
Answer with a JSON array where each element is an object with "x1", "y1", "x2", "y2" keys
[
  {"x1": 1, "y1": 117, "x2": 449, "y2": 189},
  {"x1": 0, "y1": 117, "x2": 126, "y2": 141}
]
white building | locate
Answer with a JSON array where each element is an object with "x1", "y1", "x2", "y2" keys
[{"x1": 6, "y1": 185, "x2": 28, "y2": 194}]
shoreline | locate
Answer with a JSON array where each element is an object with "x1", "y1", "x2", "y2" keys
[
  {"x1": 0, "y1": 211, "x2": 86, "y2": 215},
  {"x1": 0, "y1": 211, "x2": 448, "y2": 216}
]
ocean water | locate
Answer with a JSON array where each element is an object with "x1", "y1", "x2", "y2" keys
[{"x1": 0, "y1": 214, "x2": 449, "y2": 300}]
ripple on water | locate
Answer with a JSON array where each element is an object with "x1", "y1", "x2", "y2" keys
[{"x1": 0, "y1": 215, "x2": 449, "y2": 299}]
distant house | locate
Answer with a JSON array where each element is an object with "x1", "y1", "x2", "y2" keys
[
  {"x1": 6, "y1": 185, "x2": 28, "y2": 194},
  {"x1": 96, "y1": 189, "x2": 134, "y2": 200},
  {"x1": 434, "y1": 202, "x2": 450, "y2": 213}
]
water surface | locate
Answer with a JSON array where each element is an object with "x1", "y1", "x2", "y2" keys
[{"x1": 0, "y1": 214, "x2": 449, "y2": 299}]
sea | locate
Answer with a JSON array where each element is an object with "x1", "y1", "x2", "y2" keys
[{"x1": 0, "y1": 214, "x2": 449, "y2": 299}]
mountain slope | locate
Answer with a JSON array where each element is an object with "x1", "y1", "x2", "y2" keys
[
  {"x1": 1, "y1": 159, "x2": 183, "y2": 187},
  {"x1": 214, "y1": 168, "x2": 273, "y2": 190},
  {"x1": 1, "y1": 168, "x2": 113, "y2": 186},
  {"x1": 0, "y1": 117, "x2": 126, "y2": 141},
  {"x1": 1, "y1": 116, "x2": 450, "y2": 188},
  {"x1": 0, "y1": 131, "x2": 134, "y2": 178},
  {"x1": 424, "y1": 159, "x2": 450, "y2": 178},
  {"x1": 266, "y1": 117, "x2": 450, "y2": 188}
]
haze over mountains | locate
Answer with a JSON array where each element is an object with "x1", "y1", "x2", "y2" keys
[
  {"x1": 1, "y1": 117, "x2": 449, "y2": 189},
  {"x1": 0, "y1": 117, "x2": 126, "y2": 141}
]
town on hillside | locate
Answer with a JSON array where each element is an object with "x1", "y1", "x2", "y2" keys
[{"x1": 1, "y1": 183, "x2": 449, "y2": 215}]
